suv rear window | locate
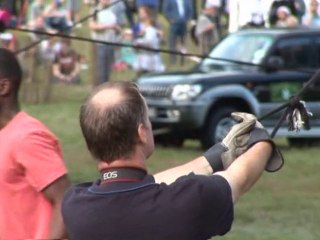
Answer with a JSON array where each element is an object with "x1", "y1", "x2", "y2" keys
[
  {"x1": 270, "y1": 37, "x2": 315, "y2": 69},
  {"x1": 202, "y1": 33, "x2": 274, "y2": 67}
]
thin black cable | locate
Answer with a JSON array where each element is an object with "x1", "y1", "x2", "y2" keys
[
  {"x1": 8, "y1": 26, "x2": 316, "y2": 75},
  {"x1": 259, "y1": 68, "x2": 320, "y2": 121},
  {"x1": 258, "y1": 68, "x2": 320, "y2": 137},
  {"x1": 13, "y1": 26, "x2": 319, "y2": 137},
  {"x1": 14, "y1": 0, "x2": 125, "y2": 54},
  {"x1": 8, "y1": 14, "x2": 320, "y2": 137},
  {"x1": 270, "y1": 109, "x2": 288, "y2": 138}
]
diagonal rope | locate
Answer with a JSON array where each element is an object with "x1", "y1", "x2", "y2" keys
[
  {"x1": 8, "y1": 26, "x2": 316, "y2": 75},
  {"x1": 5, "y1": 1, "x2": 320, "y2": 137},
  {"x1": 258, "y1": 69, "x2": 320, "y2": 137}
]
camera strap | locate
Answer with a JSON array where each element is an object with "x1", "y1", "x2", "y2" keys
[{"x1": 100, "y1": 167, "x2": 147, "y2": 185}]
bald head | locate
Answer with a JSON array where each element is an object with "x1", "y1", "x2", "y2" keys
[
  {"x1": 91, "y1": 88, "x2": 123, "y2": 109},
  {"x1": 80, "y1": 82, "x2": 148, "y2": 162}
]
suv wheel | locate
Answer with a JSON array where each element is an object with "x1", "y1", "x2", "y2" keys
[{"x1": 201, "y1": 107, "x2": 237, "y2": 149}]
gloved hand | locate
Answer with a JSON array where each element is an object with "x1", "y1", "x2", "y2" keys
[
  {"x1": 204, "y1": 112, "x2": 257, "y2": 172},
  {"x1": 246, "y1": 120, "x2": 284, "y2": 172},
  {"x1": 204, "y1": 112, "x2": 284, "y2": 172}
]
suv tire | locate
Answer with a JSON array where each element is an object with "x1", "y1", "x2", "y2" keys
[{"x1": 201, "y1": 107, "x2": 237, "y2": 149}]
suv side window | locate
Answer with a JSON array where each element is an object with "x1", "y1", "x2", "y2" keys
[{"x1": 270, "y1": 37, "x2": 315, "y2": 69}]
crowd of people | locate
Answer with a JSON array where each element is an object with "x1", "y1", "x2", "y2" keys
[{"x1": 0, "y1": 0, "x2": 320, "y2": 83}]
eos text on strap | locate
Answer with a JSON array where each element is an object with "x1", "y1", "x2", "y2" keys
[{"x1": 100, "y1": 167, "x2": 147, "y2": 184}]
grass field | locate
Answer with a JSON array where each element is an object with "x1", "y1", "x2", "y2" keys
[{"x1": 16, "y1": 3, "x2": 320, "y2": 239}]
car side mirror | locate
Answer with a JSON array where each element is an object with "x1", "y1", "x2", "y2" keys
[{"x1": 265, "y1": 56, "x2": 285, "y2": 72}]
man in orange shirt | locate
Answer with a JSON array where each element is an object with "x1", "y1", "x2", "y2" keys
[{"x1": 0, "y1": 48, "x2": 70, "y2": 238}]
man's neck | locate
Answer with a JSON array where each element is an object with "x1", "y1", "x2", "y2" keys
[
  {"x1": 98, "y1": 151, "x2": 148, "y2": 172},
  {"x1": 0, "y1": 104, "x2": 20, "y2": 130},
  {"x1": 98, "y1": 158, "x2": 147, "y2": 172}
]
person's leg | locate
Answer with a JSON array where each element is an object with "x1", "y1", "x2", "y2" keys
[
  {"x1": 103, "y1": 45, "x2": 115, "y2": 83},
  {"x1": 168, "y1": 24, "x2": 178, "y2": 64},
  {"x1": 177, "y1": 22, "x2": 187, "y2": 65},
  {"x1": 96, "y1": 44, "x2": 108, "y2": 85}
]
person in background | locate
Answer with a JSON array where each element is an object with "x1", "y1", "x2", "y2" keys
[
  {"x1": 110, "y1": 0, "x2": 128, "y2": 27},
  {"x1": 52, "y1": 38, "x2": 81, "y2": 84},
  {"x1": 163, "y1": 0, "x2": 193, "y2": 64},
  {"x1": 0, "y1": 32, "x2": 17, "y2": 51},
  {"x1": 27, "y1": 0, "x2": 45, "y2": 27},
  {"x1": 66, "y1": 0, "x2": 82, "y2": 27},
  {"x1": 89, "y1": 0, "x2": 120, "y2": 84},
  {"x1": 44, "y1": 0, "x2": 71, "y2": 32},
  {"x1": 113, "y1": 28, "x2": 136, "y2": 71},
  {"x1": 228, "y1": 0, "x2": 271, "y2": 32},
  {"x1": 0, "y1": 0, "x2": 23, "y2": 27},
  {"x1": 22, "y1": 14, "x2": 58, "y2": 104},
  {"x1": 133, "y1": 6, "x2": 165, "y2": 74},
  {"x1": 0, "y1": 47, "x2": 70, "y2": 239},
  {"x1": 196, "y1": 0, "x2": 221, "y2": 54},
  {"x1": 302, "y1": 0, "x2": 320, "y2": 26},
  {"x1": 136, "y1": 0, "x2": 159, "y2": 17},
  {"x1": 294, "y1": 0, "x2": 306, "y2": 23},
  {"x1": 275, "y1": 6, "x2": 299, "y2": 27},
  {"x1": 269, "y1": 0, "x2": 297, "y2": 26}
]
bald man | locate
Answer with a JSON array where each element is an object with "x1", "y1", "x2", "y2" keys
[{"x1": 62, "y1": 81, "x2": 279, "y2": 240}]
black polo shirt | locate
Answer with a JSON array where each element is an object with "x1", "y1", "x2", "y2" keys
[{"x1": 62, "y1": 173, "x2": 233, "y2": 240}]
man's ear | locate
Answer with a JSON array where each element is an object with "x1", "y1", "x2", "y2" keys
[
  {"x1": 138, "y1": 123, "x2": 148, "y2": 144},
  {"x1": 0, "y1": 78, "x2": 10, "y2": 96}
]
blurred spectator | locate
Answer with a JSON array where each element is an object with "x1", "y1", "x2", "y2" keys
[
  {"x1": 136, "y1": 0, "x2": 159, "y2": 14},
  {"x1": 0, "y1": 0, "x2": 21, "y2": 26},
  {"x1": 269, "y1": 0, "x2": 297, "y2": 26},
  {"x1": 0, "y1": 7, "x2": 11, "y2": 28},
  {"x1": 44, "y1": 0, "x2": 71, "y2": 32},
  {"x1": 204, "y1": 0, "x2": 222, "y2": 37},
  {"x1": 66, "y1": 0, "x2": 82, "y2": 26},
  {"x1": 133, "y1": 6, "x2": 165, "y2": 74},
  {"x1": 29, "y1": 14, "x2": 59, "y2": 55},
  {"x1": 275, "y1": 6, "x2": 299, "y2": 27},
  {"x1": 0, "y1": 32, "x2": 17, "y2": 51},
  {"x1": 229, "y1": 0, "x2": 271, "y2": 32},
  {"x1": 302, "y1": 0, "x2": 320, "y2": 26},
  {"x1": 89, "y1": 0, "x2": 120, "y2": 84},
  {"x1": 294, "y1": 0, "x2": 306, "y2": 22},
  {"x1": 52, "y1": 38, "x2": 81, "y2": 84},
  {"x1": 24, "y1": 15, "x2": 59, "y2": 100},
  {"x1": 27, "y1": 0, "x2": 45, "y2": 27},
  {"x1": 113, "y1": 28, "x2": 136, "y2": 71},
  {"x1": 110, "y1": 0, "x2": 128, "y2": 27},
  {"x1": 196, "y1": 0, "x2": 221, "y2": 54},
  {"x1": 163, "y1": 0, "x2": 193, "y2": 64}
]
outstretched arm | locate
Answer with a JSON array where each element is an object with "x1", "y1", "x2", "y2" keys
[
  {"x1": 154, "y1": 156, "x2": 213, "y2": 184},
  {"x1": 215, "y1": 141, "x2": 272, "y2": 202}
]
